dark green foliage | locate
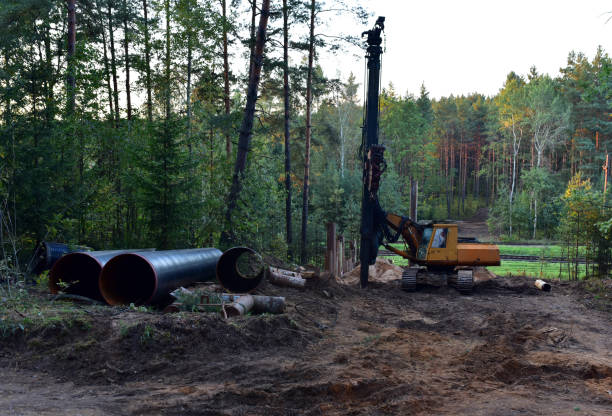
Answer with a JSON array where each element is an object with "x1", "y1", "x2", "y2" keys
[
  {"x1": 139, "y1": 118, "x2": 197, "y2": 248},
  {"x1": 0, "y1": 1, "x2": 611, "y2": 282}
]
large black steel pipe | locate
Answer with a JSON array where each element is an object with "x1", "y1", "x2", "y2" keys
[
  {"x1": 99, "y1": 248, "x2": 223, "y2": 305},
  {"x1": 216, "y1": 247, "x2": 265, "y2": 293},
  {"x1": 30, "y1": 241, "x2": 90, "y2": 275},
  {"x1": 49, "y1": 250, "x2": 154, "y2": 302}
]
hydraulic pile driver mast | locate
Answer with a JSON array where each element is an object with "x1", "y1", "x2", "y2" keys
[
  {"x1": 357, "y1": 17, "x2": 501, "y2": 291},
  {"x1": 359, "y1": 17, "x2": 385, "y2": 288}
]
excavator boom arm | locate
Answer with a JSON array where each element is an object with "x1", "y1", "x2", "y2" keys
[{"x1": 383, "y1": 213, "x2": 423, "y2": 258}]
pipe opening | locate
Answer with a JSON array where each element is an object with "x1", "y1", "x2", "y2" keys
[
  {"x1": 49, "y1": 254, "x2": 104, "y2": 301},
  {"x1": 217, "y1": 247, "x2": 265, "y2": 292},
  {"x1": 100, "y1": 254, "x2": 157, "y2": 305},
  {"x1": 236, "y1": 251, "x2": 265, "y2": 279}
]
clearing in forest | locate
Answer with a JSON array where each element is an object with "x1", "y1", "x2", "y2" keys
[{"x1": 1, "y1": 271, "x2": 611, "y2": 415}]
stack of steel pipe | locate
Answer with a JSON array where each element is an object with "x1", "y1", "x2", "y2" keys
[
  {"x1": 51, "y1": 246, "x2": 268, "y2": 306},
  {"x1": 49, "y1": 249, "x2": 155, "y2": 302},
  {"x1": 99, "y1": 248, "x2": 224, "y2": 305}
]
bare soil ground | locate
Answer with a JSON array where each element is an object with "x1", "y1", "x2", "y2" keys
[{"x1": 1, "y1": 270, "x2": 611, "y2": 416}]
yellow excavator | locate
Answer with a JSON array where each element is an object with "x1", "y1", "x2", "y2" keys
[
  {"x1": 382, "y1": 214, "x2": 500, "y2": 293},
  {"x1": 358, "y1": 17, "x2": 500, "y2": 293}
]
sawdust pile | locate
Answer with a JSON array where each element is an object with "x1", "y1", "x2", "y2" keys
[{"x1": 339, "y1": 258, "x2": 403, "y2": 284}]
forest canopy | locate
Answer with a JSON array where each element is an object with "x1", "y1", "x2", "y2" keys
[{"x1": 0, "y1": 1, "x2": 610, "y2": 276}]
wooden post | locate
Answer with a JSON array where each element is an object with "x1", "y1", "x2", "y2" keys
[
  {"x1": 603, "y1": 154, "x2": 609, "y2": 198},
  {"x1": 337, "y1": 236, "x2": 344, "y2": 276},
  {"x1": 335, "y1": 238, "x2": 340, "y2": 276},
  {"x1": 410, "y1": 177, "x2": 418, "y2": 221},
  {"x1": 325, "y1": 223, "x2": 337, "y2": 273}
]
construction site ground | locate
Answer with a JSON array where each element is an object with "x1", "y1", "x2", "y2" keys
[{"x1": 1, "y1": 263, "x2": 611, "y2": 416}]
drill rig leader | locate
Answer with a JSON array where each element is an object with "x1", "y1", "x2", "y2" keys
[{"x1": 358, "y1": 17, "x2": 500, "y2": 293}]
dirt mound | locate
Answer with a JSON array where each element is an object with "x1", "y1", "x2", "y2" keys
[
  {"x1": 473, "y1": 274, "x2": 545, "y2": 295},
  {"x1": 1, "y1": 307, "x2": 312, "y2": 387},
  {"x1": 1, "y1": 274, "x2": 611, "y2": 415},
  {"x1": 338, "y1": 258, "x2": 403, "y2": 285}
]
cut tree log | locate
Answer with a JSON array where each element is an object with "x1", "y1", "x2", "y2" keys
[
  {"x1": 224, "y1": 295, "x2": 255, "y2": 317},
  {"x1": 267, "y1": 268, "x2": 306, "y2": 289}
]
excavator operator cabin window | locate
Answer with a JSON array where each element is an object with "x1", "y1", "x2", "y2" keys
[
  {"x1": 418, "y1": 228, "x2": 433, "y2": 259},
  {"x1": 432, "y1": 228, "x2": 447, "y2": 248}
]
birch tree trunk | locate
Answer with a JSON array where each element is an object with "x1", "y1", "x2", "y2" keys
[{"x1": 509, "y1": 115, "x2": 522, "y2": 237}]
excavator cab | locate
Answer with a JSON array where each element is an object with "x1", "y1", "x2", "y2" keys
[
  {"x1": 382, "y1": 213, "x2": 499, "y2": 294},
  {"x1": 426, "y1": 224, "x2": 458, "y2": 265},
  {"x1": 416, "y1": 228, "x2": 432, "y2": 260}
]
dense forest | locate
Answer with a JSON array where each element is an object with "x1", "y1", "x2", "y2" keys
[{"x1": 0, "y1": 1, "x2": 610, "y2": 275}]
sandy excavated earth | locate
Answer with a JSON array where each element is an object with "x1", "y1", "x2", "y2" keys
[{"x1": 1, "y1": 263, "x2": 611, "y2": 416}]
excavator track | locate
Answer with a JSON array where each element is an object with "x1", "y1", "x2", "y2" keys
[
  {"x1": 448, "y1": 269, "x2": 473, "y2": 294},
  {"x1": 401, "y1": 267, "x2": 417, "y2": 291}
]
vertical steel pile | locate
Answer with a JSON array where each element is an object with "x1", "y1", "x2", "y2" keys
[
  {"x1": 99, "y1": 248, "x2": 223, "y2": 305},
  {"x1": 359, "y1": 17, "x2": 385, "y2": 288}
]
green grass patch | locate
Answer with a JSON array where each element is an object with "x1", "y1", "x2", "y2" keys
[
  {"x1": 379, "y1": 243, "x2": 589, "y2": 280},
  {"x1": 488, "y1": 260, "x2": 586, "y2": 280},
  {"x1": 382, "y1": 243, "x2": 585, "y2": 259},
  {"x1": 0, "y1": 288, "x2": 95, "y2": 338},
  {"x1": 496, "y1": 244, "x2": 585, "y2": 258}
]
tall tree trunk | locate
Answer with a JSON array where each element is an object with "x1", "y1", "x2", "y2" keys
[
  {"x1": 456, "y1": 142, "x2": 461, "y2": 215},
  {"x1": 107, "y1": 1, "x2": 120, "y2": 125},
  {"x1": 450, "y1": 142, "x2": 455, "y2": 216},
  {"x1": 248, "y1": 0, "x2": 257, "y2": 76},
  {"x1": 43, "y1": 24, "x2": 55, "y2": 122},
  {"x1": 445, "y1": 139, "x2": 451, "y2": 217},
  {"x1": 221, "y1": 0, "x2": 270, "y2": 245},
  {"x1": 122, "y1": 2, "x2": 132, "y2": 121},
  {"x1": 493, "y1": 147, "x2": 496, "y2": 202},
  {"x1": 474, "y1": 146, "x2": 480, "y2": 198},
  {"x1": 186, "y1": 32, "x2": 192, "y2": 138},
  {"x1": 410, "y1": 177, "x2": 417, "y2": 221},
  {"x1": 509, "y1": 118, "x2": 521, "y2": 237},
  {"x1": 300, "y1": 0, "x2": 315, "y2": 264},
  {"x1": 462, "y1": 144, "x2": 467, "y2": 214},
  {"x1": 222, "y1": 0, "x2": 231, "y2": 158},
  {"x1": 533, "y1": 198, "x2": 537, "y2": 239},
  {"x1": 282, "y1": 0, "x2": 292, "y2": 258},
  {"x1": 143, "y1": 0, "x2": 152, "y2": 122},
  {"x1": 164, "y1": 0, "x2": 171, "y2": 120},
  {"x1": 66, "y1": 0, "x2": 76, "y2": 115},
  {"x1": 99, "y1": 0, "x2": 114, "y2": 123}
]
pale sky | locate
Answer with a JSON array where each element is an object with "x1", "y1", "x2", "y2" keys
[{"x1": 320, "y1": 0, "x2": 612, "y2": 99}]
